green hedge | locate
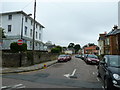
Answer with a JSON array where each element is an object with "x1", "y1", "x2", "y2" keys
[{"x1": 10, "y1": 42, "x2": 27, "y2": 52}]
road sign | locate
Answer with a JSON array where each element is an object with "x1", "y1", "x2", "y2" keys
[{"x1": 17, "y1": 39, "x2": 23, "y2": 45}]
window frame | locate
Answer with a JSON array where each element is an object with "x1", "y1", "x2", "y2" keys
[
  {"x1": 25, "y1": 17, "x2": 28, "y2": 22},
  {"x1": 39, "y1": 33, "x2": 41, "y2": 40},
  {"x1": 36, "y1": 31, "x2": 38, "y2": 39},
  {"x1": 8, "y1": 15, "x2": 12, "y2": 20},
  {"x1": 8, "y1": 25, "x2": 12, "y2": 32},
  {"x1": 24, "y1": 26, "x2": 27, "y2": 35},
  {"x1": 30, "y1": 29, "x2": 32, "y2": 37}
]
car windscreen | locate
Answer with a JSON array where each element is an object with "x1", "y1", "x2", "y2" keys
[
  {"x1": 87, "y1": 55, "x2": 98, "y2": 59},
  {"x1": 59, "y1": 55, "x2": 66, "y2": 57},
  {"x1": 109, "y1": 56, "x2": 120, "y2": 67}
]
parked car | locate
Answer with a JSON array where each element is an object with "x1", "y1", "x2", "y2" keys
[
  {"x1": 75, "y1": 55, "x2": 82, "y2": 58},
  {"x1": 97, "y1": 55, "x2": 120, "y2": 90},
  {"x1": 66, "y1": 55, "x2": 72, "y2": 61},
  {"x1": 58, "y1": 55, "x2": 68, "y2": 62},
  {"x1": 84, "y1": 54, "x2": 99, "y2": 64},
  {"x1": 83, "y1": 54, "x2": 88, "y2": 60},
  {"x1": 81, "y1": 54, "x2": 85, "y2": 60}
]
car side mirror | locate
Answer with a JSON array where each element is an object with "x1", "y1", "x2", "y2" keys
[{"x1": 100, "y1": 61, "x2": 105, "y2": 65}]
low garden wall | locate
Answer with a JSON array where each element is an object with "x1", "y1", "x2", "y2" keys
[{"x1": 2, "y1": 51, "x2": 59, "y2": 67}]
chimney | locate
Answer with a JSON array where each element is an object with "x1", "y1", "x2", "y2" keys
[
  {"x1": 113, "y1": 25, "x2": 118, "y2": 30},
  {"x1": 104, "y1": 31, "x2": 107, "y2": 34}
]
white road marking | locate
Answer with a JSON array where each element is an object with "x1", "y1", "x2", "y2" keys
[
  {"x1": 1, "y1": 84, "x2": 25, "y2": 89},
  {"x1": 95, "y1": 65, "x2": 98, "y2": 69},
  {"x1": 1, "y1": 86, "x2": 10, "y2": 89},
  {"x1": 16, "y1": 86, "x2": 26, "y2": 88},
  {"x1": 12, "y1": 84, "x2": 23, "y2": 88},
  {"x1": 96, "y1": 77, "x2": 100, "y2": 82},
  {"x1": 71, "y1": 69, "x2": 76, "y2": 76},
  {"x1": 102, "y1": 86, "x2": 104, "y2": 89},
  {"x1": 93, "y1": 72, "x2": 95, "y2": 75},
  {"x1": 64, "y1": 69, "x2": 77, "y2": 78},
  {"x1": 64, "y1": 74, "x2": 70, "y2": 79}
]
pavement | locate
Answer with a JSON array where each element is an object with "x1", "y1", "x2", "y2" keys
[{"x1": 0, "y1": 60, "x2": 58, "y2": 74}]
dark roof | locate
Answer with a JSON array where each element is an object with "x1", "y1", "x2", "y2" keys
[
  {"x1": 0, "y1": 11, "x2": 45, "y2": 28},
  {"x1": 98, "y1": 36, "x2": 105, "y2": 41},
  {"x1": 106, "y1": 29, "x2": 120, "y2": 36}
]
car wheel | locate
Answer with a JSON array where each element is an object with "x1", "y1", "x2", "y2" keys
[
  {"x1": 104, "y1": 78, "x2": 113, "y2": 90},
  {"x1": 104, "y1": 79, "x2": 108, "y2": 90},
  {"x1": 86, "y1": 61, "x2": 89, "y2": 64}
]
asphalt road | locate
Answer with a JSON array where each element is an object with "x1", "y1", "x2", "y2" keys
[{"x1": 1, "y1": 55, "x2": 104, "y2": 89}]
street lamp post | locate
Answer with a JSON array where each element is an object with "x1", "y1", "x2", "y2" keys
[
  {"x1": 21, "y1": 16, "x2": 24, "y2": 39},
  {"x1": 32, "y1": 0, "x2": 36, "y2": 65}
]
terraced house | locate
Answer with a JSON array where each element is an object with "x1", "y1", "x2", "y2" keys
[
  {"x1": 0, "y1": 11, "x2": 45, "y2": 50},
  {"x1": 105, "y1": 26, "x2": 120, "y2": 55},
  {"x1": 98, "y1": 25, "x2": 120, "y2": 55}
]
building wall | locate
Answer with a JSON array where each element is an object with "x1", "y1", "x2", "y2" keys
[
  {"x1": 2, "y1": 39, "x2": 18, "y2": 49},
  {"x1": 109, "y1": 36, "x2": 117, "y2": 55},
  {"x1": 98, "y1": 40, "x2": 104, "y2": 55},
  {"x1": 107, "y1": 35, "x2": 120, "y2": 55},
  {"x1": 1, "y1": 11, "x2": 44, "y2": 50},
  {"x1": 104, "y1": 37, "x2": 110, "y2": 54},
  {"x1": 84, "y1": 46, "x2": 99, "y2": 54},
  {"x1": 115, "y1": 34, "x2": 120, "y2": 55},
  {"x1": 2, "y1": 14, "x2": 21, "y2": 36}
]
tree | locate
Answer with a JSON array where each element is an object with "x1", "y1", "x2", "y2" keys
[
  {"x1": 68, "y1": 43, "x2": 75, "y2": 49},
  {"x1": 74, "y1": 44, "x2": 81, "y2": 53},
  {"x1": 0, "y1": 27, "x2": 6, "y2": 38},
  {"x1": 55, "y1": 46, "x2": 62, "y2": 52},
  {"x1": 96, "y1": 46, "x2": 100, "y2": 50},
  {"x1": 51, "y1": 48, "x2": 60, "y2": 53},
  {"x1": 62, "y1": 47, "x2": 67, "y2": 51},
  {"x1": 51, "y1": 46, "x2": 62, "y2": 53},
  {"x1": 82, "y1": 43, "x2": 95, "y2": 48},
  {"x1": 88, "y1": 43, "x2": 95, "y2": 46},
  {"x1": 82, "y1": 45, "x2": 87, "y2": 48}
]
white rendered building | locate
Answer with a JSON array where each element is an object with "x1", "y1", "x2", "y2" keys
[{"x1": 0, "y1": 11, "x2": 45, "y2": 50}]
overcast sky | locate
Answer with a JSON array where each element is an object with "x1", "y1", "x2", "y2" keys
[{"x1": 1, "y1": 0, "x2": 119, "y2": 47}]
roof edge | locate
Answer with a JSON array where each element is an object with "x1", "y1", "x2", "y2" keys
[{"x1": 0, "y1": 10, "x2": 45, "y2": 28}]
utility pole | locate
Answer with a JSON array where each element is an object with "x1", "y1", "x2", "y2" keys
[
  {"x1": 32, "y1": 0, "x2": 36, "y2": 65},
  {"x1": 21, "y1": 16, "x2": 23, "y2": 39}
]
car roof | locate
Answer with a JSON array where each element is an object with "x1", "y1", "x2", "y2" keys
[
  {"x1": 105, "y1": 55, "x2": 120, "y2": 56},
  {"x1": 105, "y1": 55, "x2": 120, "y2": 58},
  {"x1": 59, "y1": 54, "x2": 66, "y2": 56}
]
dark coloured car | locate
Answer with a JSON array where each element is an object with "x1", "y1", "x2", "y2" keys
[
  {"x1": 58, "y1": 55, "x2": 68, "y2": 62},
  {"x1": 75, "y1": 55, "x2": 82, "y2": 58},
  {"x1": 97, "y1": 55, "x2": 120, "y2": 90},
  {"x1": 84, "y1": 54, "x2": 99, "y2": 64}
]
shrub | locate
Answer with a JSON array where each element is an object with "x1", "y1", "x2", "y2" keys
[
  {"x1": 51, "y1": 48, "x2": 60, "y2": 53},
  {"x1": 10, "y1": 42, "x2": 27, "y2": 52}
]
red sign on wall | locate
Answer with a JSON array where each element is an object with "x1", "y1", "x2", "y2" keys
[{"x1": 17, "y1": 39, "x2": 23, "y2": 45}]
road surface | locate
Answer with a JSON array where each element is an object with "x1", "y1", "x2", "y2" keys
[{"x1": 1, "y1": 55, "x2": 103, "y2": 89}]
